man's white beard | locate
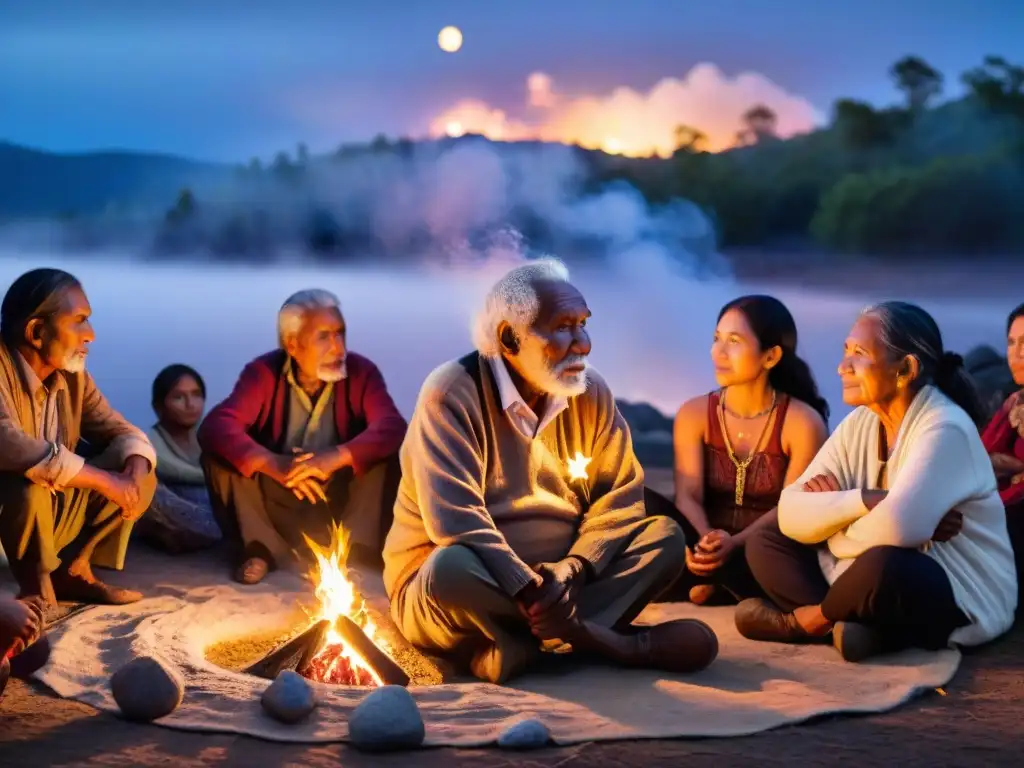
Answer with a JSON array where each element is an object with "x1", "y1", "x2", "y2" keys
[
  {"x1": 518, "y1": 332, "x2": 588, "y2": 398},
  {"x1": 317, "y1": 356, "x2": 347, "y2": 383},
  {"x1": 61, "y1": 351, "x2": 87, "y2": 374}
]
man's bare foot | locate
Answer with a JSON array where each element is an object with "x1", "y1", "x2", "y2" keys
[
  {"x1": 235, "y1": 557, "x2": 270, "y2": 585},
  {"x1": 562, "y1": 617, "x2": 719, "y2": 674},
  {"x1": 50, "y1": 560, "x2": 142, "y2": 605},
  {"x1": 16, "y1": 572, "x2": 57, "y2": 607}
]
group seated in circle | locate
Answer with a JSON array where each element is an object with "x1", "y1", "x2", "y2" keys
[{"x1": 0, "y1": 263, "x2": 1019, "y2": 697}]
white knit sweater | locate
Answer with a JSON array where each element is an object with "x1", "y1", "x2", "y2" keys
[{"x1": 778, "y1": 385, "x2": 1017, "y2": 647}]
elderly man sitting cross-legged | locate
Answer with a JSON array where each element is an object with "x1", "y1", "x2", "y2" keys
[
  {"x1": 383, "y1": 258, "x2": 718, "y2": 684},
  {"x1": 0, "y1": 268, "x2": 157, "y2": 607},
  {"x1": 199, "y1": 289, "x2": 406, "y2": 584}
]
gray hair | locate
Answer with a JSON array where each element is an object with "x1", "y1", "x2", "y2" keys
[
  {"x1": 471, "y1": 258, "x2": 571, "y2": 358},
  {"x1": 860, "y1": 300, "x2": 984, "y2": 424},
  {"x1": 278, "y1": 289, "x2": 341, "y2": 347}
]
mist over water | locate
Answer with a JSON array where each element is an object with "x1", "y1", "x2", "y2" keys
[{"x1": 0, "y1": 249, "x2": 1008, "y2": 431}]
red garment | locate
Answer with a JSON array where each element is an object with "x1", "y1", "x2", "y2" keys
[
  {"x1": 198, "y1": 350, "x2": 406, "y2": 478},
  {"x1": 980, "y1": 392, "x2": 1024, "y2": 509},
  {"x1": 702, "y1": 391, "x2": 791, "y2": 534}
]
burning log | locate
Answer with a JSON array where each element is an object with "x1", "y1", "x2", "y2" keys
[
  {"x1": 244, "y1": 620, "x2": 330, "y2": 680},
  {"x1": 330, "y1": 615, "x2": 410, "y2": 688},
  {"x1": 243, "y1": 616, "x2": 409, "y2": 688}
]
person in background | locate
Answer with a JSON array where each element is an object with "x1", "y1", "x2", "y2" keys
[
  {"x1": 980, "y1": 302, "x2": 1024, "y2": 609},
  {"x1": 0, "y1": 593, "x2": 49, "y2": 702},
  {"x1": 0, "y1": 268, "x2": 157, "y2": 606},
  {"x1": 383, "y1": 259, "x2": 718, "y2": 684},
  {"x1": 736, "y1": 301, "x2": 1016, "y2": 662},
  {"x1": 137, "y1": 364, "x2": 221, "y2": 553},
  {"x1": 198, "y1": 289, "x2": 406, "y2": 584},
  {"x1": 645, "y1": 295, "x2": 829, "y2": 605}
]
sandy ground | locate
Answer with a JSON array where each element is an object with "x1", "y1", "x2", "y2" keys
[{"x1": 2, "y1": 470, "x2": 1023, "y2": 765}]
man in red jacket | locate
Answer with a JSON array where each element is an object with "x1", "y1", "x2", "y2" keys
[{"x1": 198, "y1": 289, "x2": 407, "y2": 584}]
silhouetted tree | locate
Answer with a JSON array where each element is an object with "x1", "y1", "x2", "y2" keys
[
  {"x1": 735, "y1": 104, "x2": 778, "y2": 146},
  {"x1": 890, "y1": 56, "x2": 943, "y2": 112},
  {"x1": 833, "y1": 99, "x2": 897, "y2": 149},
  {"x1": 963, "y1": 56, "x2": 1024, "y2": 119},
  {"x1": 165, "y1": 188, "x2": 196, "y2": 223},
  {"x1": 272, "y1": 150, "x2": 300, "y2": 183},
  {"x1": 370, "y1": 134, "x2": 391, "y2": 153},
  {"x1": 674, "y1": 124, "x2": 708, "y2": 154},
  {"x1": 296, "y1": 142, "x2": 309, "y2": 166}
]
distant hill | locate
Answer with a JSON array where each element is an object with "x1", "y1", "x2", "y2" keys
[{"x1": 0, "y1": 141, "x2": 225, "y2": 218}]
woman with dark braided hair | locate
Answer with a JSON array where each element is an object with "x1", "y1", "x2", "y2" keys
[
  {"x1": 646, "y1": 295, "x2": 829, "y2": 605},
  {"x1": 736, "y1": 301, "x2": 1016, "y2": 663}
]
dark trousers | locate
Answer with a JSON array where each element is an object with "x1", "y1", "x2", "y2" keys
[
  {"x1": 1006, "y1": 501, "x2": 1024, "y2": 616},
  {"x1": 643, "y1": 487, "x2": 763, "y2": 603},
  {"x1": 746, "y1": 520, "x2": 969, "y2": 652}
]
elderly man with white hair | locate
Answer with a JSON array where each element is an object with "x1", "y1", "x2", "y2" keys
[
  {"x1": 199, "y1": 289, "x2": 406, "y2": 584},
  {"x1": 383, "y1": 258, "x2": 718, "y2": 684}
]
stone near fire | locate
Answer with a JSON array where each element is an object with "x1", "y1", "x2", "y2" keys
[
  {"x1": 348, "y1": 685, "x2": 425, "y2": 751},
  {"x1": 261, "y1": 670, "x2": 317, "y2": 724},
  {"x1": 497, "y1": 717, "x2": 552, "y2": 749},
  {"x1": 110, "y1": 655, "x2": 184, "y2": 722}
]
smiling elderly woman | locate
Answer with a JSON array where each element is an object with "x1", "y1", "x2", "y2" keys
[{"x1": 735, "y1": 301, "x2": 1017, "y2": 662}]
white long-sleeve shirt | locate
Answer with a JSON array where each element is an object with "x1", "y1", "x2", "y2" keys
[{"x1": 778, "y1": 385, "x2": 1017, "y2": 647}]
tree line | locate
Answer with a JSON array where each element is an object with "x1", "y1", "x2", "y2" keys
[{"x1": 160, "y1": 54, "x2": 1024, "y2": 259}]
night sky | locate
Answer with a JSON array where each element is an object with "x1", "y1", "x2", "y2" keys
[{"x1": 2, "y1": 0, "x2": 1021, "y2": 160}]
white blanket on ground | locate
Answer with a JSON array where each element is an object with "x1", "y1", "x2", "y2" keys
[{"x1": 30, "y1": 548, "x2": 961, "y2": 747}]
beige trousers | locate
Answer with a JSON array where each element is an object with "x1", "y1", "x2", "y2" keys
[
  {"x1": 391, "y1": 515, "x2": 686, "y2": 683},
  {"x1": 203, "y1": 455, "x2": 398, "y2": 571},
  {"x1": 0, "y1": 451, "x2": 156, "y2": 586}
]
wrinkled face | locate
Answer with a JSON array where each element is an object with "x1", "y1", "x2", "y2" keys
[
  {"x1": 710, "y1": 308, "x2": 778, "y2": 387},
  {"x1": 507, "y1": 280, "x2": 592, "y2": 398},
  {"x1": 159, "y1": 374, "x2": 205, "y2": 430},
  {"x1": 1008, "y1": 316, "x2": 1024, "y2": 387},
  {"x1": 286, "y1": 306, "x2": 347, "y2": 383},
  {"x1": 838, "y1": 315, "x2": 906, "y2": 407},
  {"x1": 30, "y1": 285, "x2": 95, "y2": 374}
]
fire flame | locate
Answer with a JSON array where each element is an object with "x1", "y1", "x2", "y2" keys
[{"x1": 301, "y1": 523, "x2": 386, "y2": 686}]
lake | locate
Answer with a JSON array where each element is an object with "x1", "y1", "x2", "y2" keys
[{"x1": 0, "y1": 248, "x2": 1012, "y2": 430}]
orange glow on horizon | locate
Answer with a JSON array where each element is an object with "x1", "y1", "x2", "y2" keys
[{"x1": 426, "y1": 64, "x2": 823, "y2": 156}]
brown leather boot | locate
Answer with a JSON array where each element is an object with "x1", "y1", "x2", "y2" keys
[{"x1": 735, "y1": 598, "x2": 820, "y2": 643}]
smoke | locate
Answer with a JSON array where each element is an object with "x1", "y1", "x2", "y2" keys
[
  {"x1": 430, "y1": 63, "x2": 825, "y2": 155},
  {"x1": 7, "y1": 136, "x2": 723, "y2": 278}
]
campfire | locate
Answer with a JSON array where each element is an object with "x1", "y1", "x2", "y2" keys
[{"x1": 245, "y1": 522, "x2": 408, "y2": 688}]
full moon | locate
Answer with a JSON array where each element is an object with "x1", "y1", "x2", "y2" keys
[{"x1": 438, "y1": 25, "x2": 463, "y2": 53}]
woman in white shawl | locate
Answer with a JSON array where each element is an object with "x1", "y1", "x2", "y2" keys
[
  {"x1": 736, "y1": 301, "x2": 1017, "y2": 662},
  {"x1": 137, "y1": 364, "x2": 221, "y2": 552}
]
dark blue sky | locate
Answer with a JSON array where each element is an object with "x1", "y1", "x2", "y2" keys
[{"x1": 2, "y1": 0, "x2": 1020, "y2": 161}]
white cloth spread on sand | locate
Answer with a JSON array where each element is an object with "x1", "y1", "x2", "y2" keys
[{"x1": 28, "y1": 548, "x2": 961, "y2": 746}]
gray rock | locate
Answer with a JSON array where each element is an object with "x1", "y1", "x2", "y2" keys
[
  {"x1": 348, "y1": 685, "x2": 425, "y2": 751},
  {"x1": 497, "y1": 717, "x2": 552, "y2": 749},
  {"x1": 110, "y1": 656, "x2": 184, "y2": 722},
  {"x1": 261, "y1": 670, "x2": 317, "y2": 724}
]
